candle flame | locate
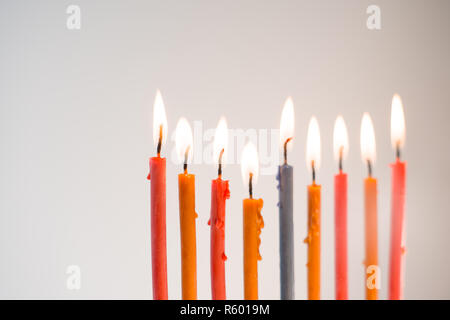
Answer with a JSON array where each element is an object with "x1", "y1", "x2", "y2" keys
[
  {"x1": 333, "y1": 115, "x2": 349, "y2": 162},
  {"x1": 279, "y1": 97, "x2": 295, "y2": 150},
  {"x1": 241, "y1": 141, "x2": 259, "y2": 187},
  {"x1": 360, "y1": 113, "x2": 376, "y2": 164},
  {"x1": 391, "y1": 94, "x2": 406, "y2": 150},
  {"x1": 306, "y1": 116, "x2": 321, "y2": 171},
  {"x1": 175, "y1": 117, "x2": 193, "y2": 164},
  {"x1": 152, "y1": 90, "x2": 168, "y2": 149},
  {"x1": 213, "y1": 117, "x2": 228, "y2": 166}
]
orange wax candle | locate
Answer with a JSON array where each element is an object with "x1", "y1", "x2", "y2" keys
[
  {"x1": 305, "y1": 183, "x2": 321, "y2": 300},
  {"x1": 241, "y1": 142, "x2": 263, "y2": 300},
  {"x1": 243, "y1": 198, "x2": 264, "y2": 300},
  {"x1": 178, "y1": 172, "x2": 197, "y2": 300},
  {"x1": 304, "y1": 116, "x2": 322, "y2": 300},
  {"x1": 364, "y1": 176, "x2": 378, "y2": 300}
]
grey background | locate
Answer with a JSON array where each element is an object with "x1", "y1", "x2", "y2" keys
[{"x1": 1, "y1": 0, "x2": 449, "y2": 299}]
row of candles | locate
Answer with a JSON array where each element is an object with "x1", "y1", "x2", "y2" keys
[{"x1": 148, "y1": 91, "x2": 406, "y2": 300}]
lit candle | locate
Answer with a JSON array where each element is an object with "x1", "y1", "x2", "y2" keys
[
  {"x1": 209, "y1": 117, "x2": 230, "y2": 300},
  {"x1": 360, "y1": 113, "x2": 378, "y2": 300},
  {"x1": 148, "y1": 90, "x2": 168, "y2": 300},
  {"x1": 175, "y1": 118, "x2": 197, "y2": 300},
  {"x1": 304, "y1": 117, "x2": 321, "y2": 300},
  {"x1": 277, "y1": 97, "x2": 295, "y2": 300},
  {"x1": 389, "y1": 94, "x2": 407, "y2": 300},
  {"x1": 241, "y1": 142, "x2": 264, "y2": 300},
  {"x1": 333, "y1": 116, "x2": 349, "y2": 300}
]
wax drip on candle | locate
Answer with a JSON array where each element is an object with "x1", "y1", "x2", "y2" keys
[
  {"x1": 256, "y1": 199, "x2": 264, "y2": 261},
  {"x1": 249, "y1": 173, "x2": 253, "y2": 199},
  {"x1": 157, "y1": 125, "x2": 163, "y2": 157},
  {"x1": 283, "y1": 137, "x2": 293, "y2": 165},
  {"x1": 218, "y1": 148, "x2": 224, "y2": 178}
]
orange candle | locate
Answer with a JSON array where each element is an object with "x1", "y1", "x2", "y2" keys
[
  {"x1": 241, "y1": 142, "x2": 264, "y2": 300},
  {"x1": 209, "y1": 117, "x2": 230, "y2": 300},
  {"x1": 304, "y1": 117, "x2": 321, "y2": 300},
  {"x1": 389, "y1": 94, "x2": 407, "y2": 300},
  {"x1": 148, "y1": 90, "x2": 168, "y2": 300},
  {"x1": 175, "y1": 118, "x2": 197, "y2": 300},
  {"x1": 361, "y1": 113, "x2": 379, "y2": 300}
]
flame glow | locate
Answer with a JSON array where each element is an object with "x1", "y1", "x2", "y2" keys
[
  {"x1": 333, "y1": 115, "x2": 349, "y2": 162},
  {"x1": 279, "y1": 97, "x2": 295, "y2": 150},
  {"x1": 213, "y1": 117, "x2": 228, "y2": 166},
  {"x1": 241, "y1": 142, "x2": 259, "y2": 187},
  {"x1": 391, "y1": 94, "x2": 406, "y2": 150},
  {"x1": 152, "y1": 90, "x2": 168, "y2": 148},
  {"x1": 306, "y1": 116, "x2": 321, "y2": 171},
  {"x1": 360, "y1": 113, "x2": 376, "y2": 164},
  {"x1": 175, "y1": 118, "x2": 193, "y2": 164}
]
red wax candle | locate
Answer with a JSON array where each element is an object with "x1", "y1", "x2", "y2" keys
[
  {"x1": 209, "y1": 177, "x2": 230, "y2": 300},
  {"x1": 389, "y1": 159, "x2": 406, "y2": 300},
  {"x1": 148, "y1": 156, "x2": 168, "y2": 300},
  {"x1": 334, "y1": 171, "x2": 348, "y2": 300}
]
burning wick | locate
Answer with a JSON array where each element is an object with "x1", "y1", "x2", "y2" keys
[
  {"x1": 396, "y1": 143, "x2": 401, "y2": 161},
  {"x1": 183, "y1": 146, "x2": 190, "y2": 174},
  {"x1": 367, "y1": 159, "x2": 373, "y2": 178},
  {"x1": 218, "y1": 148, "x2": 225, "y2": 178},
  {"x1": 157, "y1": 125, "x2": 163, "y2": 157},
  {"x1": 248, "y1": 173, "x2": 253, "y2": 199},
  {"x1": 338, "y1": 146, "x2": 344, "y2": 172},
  {"x1": 283, "y1": 137, "x2": 293, "y2": 165},
  {"x1": 311, "y1": 160, "x2": 316, "y2": 184}
]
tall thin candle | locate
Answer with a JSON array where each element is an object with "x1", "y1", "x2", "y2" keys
[
  {"x1": 333, "y1": 116, "x2": 349, "y2": 300},
  {"x1": 361, "y1": 113, "x2": 379, "y2": 300},
  {"x1": 209, "y1": 118, "x2": 230, "y2": 300},
  {"x1": 241, "y1": 142, "x2": 264, "y2": 300},
  {"x1": 176, "y1": 118, "x2": 197, "y2": 300},
  {"x1": 304, "y1": 117, "x2": 321, "y2": 300},
  {"x1": 277, "y1": 97, "x2": 295, "y2": 300},
  {"x1": 148, "y1": 90, "x2": 168, "y2": 300},
  {"x1": 389, "y1": 94, "x2": 407, "y2": 300}
]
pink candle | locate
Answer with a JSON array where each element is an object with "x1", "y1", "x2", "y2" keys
[
  {"x1": 333, "y1": 116, "x2": 349, "y2": 300},
  {"x1": 388, "y1": 94, "x2": 407, "y2": 300}
]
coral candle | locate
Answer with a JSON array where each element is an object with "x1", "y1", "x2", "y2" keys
[
  {"x1": 389, "y1": 94, "x2": 407, "y2": 300},
  {"x1": 361, "y1": 113, "x2": 379, "y2": 300},
  {"x1": 241, "y1": 142, "x2": 264, "y2": 300},
  {"x1": 333, "y1": 116, "x2": 349, "y2": 300},
  {"x1": 304, "y1": 117, "x2": 321, "y2": 300},
  {"x1": 209, "y1": 117, "x2": 230, "y2": 300},
  {"x1": 175, "y1": 118, "x2": 197, "y2": 300},
  {"x1": 277, "y1": 97, "x2": 295, "y2": 300},
  {"x1": 148, "y1": 90, "x2": 168, "y2": 300}
]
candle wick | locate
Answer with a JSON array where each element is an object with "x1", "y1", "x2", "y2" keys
[
  {"x1": 311, "y1": 160, "x2": 316, "y2": 184},
  {"x1": 183, "y1": 146, "x2": 190, "y2": 174},
  {"x1": 249, "y1": 173, "x2": 253, "y2": 199},
  {"x1": 157, "y1": 125, "x2": 163, "y2": 157},
  {"x1": 218, "y1": 148, "x2": 224, "y2": 177},
  {"x1": 396, "y1": 143, "x2": 401, "y2": 161},
  {"x1": 367, "y1": 159, "x2": 372, "y2": 177},
  {"x1": 339, "y1": 146, "x2": 343, "y2": 172},
  {"x1": 283, "y1": 137, "x2": 292, "y2": 165}
]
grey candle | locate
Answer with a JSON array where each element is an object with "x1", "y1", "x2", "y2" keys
[
  {"x1": 277, "y1": 97, "x2": 295, "y2": 300},
  {"x1": 277, "y1": 163, "x2": 294, "y2": 300}
]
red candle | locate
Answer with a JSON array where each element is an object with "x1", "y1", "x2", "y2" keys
[
  {"x1": 389, "y1": 94, "x2": 407, "y2": 300},
  {"x1": 333, "y1": 116, "x2": 349, "y2": 300},
  {"x1": 148, "y1": 90, "x2": 168, "y2": 300},
  {"x1": 209, "y1": 117, "x2": 230, "y2": 300}
]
